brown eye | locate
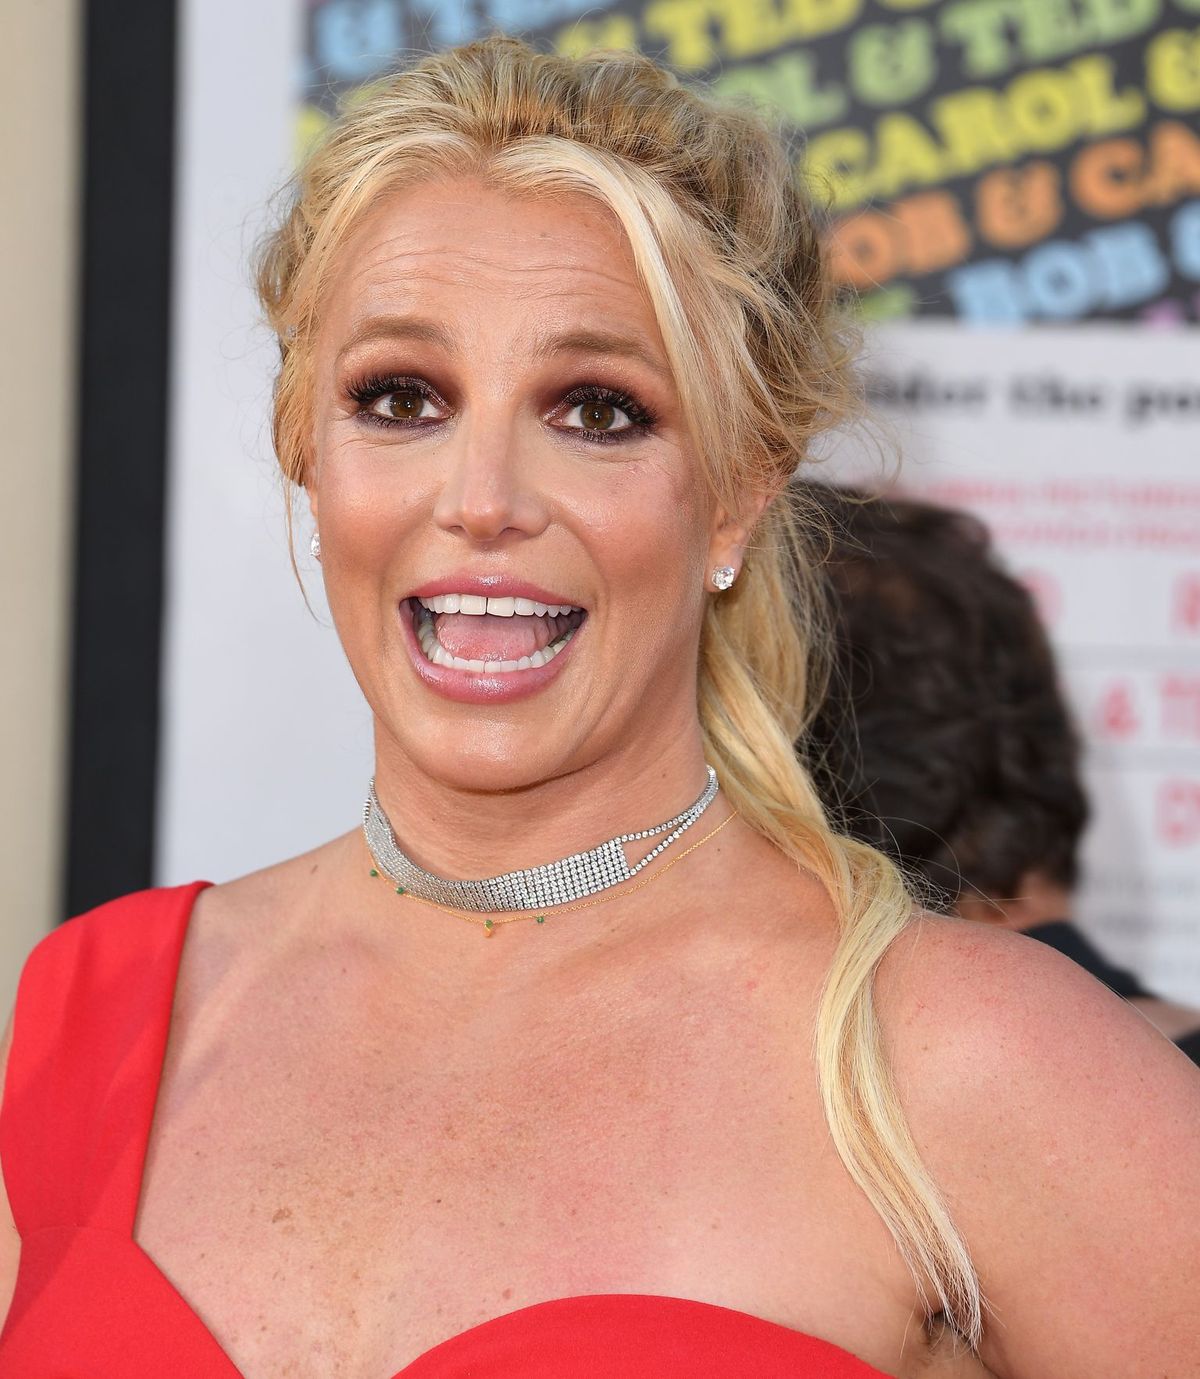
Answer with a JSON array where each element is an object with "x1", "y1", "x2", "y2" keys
[
  {"x1": 384, "y1": 389, "x2": 427, "y2": 419},
  {"x1": 580, "y1": 400, "x2": 617, "y2": 430},
  {"x1": 562, "y1": 398, "x2": 633, "y2": 434}
]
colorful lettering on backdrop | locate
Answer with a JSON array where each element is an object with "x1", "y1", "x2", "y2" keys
[{"x1": 302, "y1": 0, "x2": 1200, "y2": 323}]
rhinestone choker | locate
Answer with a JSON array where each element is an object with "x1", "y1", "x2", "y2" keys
[{"x1": 362, "y1": 766, "x2": 720, "y2": 914}]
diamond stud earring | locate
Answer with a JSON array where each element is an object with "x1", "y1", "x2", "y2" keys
[
  {"x1": 711, "y1": 565, "x2": 736, "y2": 591},
  {"x1": 310, "y1": 530, "x2": 321, "y2": 562}
]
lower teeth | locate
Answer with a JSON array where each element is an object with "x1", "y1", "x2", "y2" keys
[{"x1": 414, "y1": 610, "x2": 576, "y2": 673}]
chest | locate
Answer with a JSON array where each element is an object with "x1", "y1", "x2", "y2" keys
[{"x1": 133, "y1": 954, "x2": 951, "y2": 1378}]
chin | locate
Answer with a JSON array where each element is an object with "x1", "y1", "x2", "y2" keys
[{"x1": 390, "y1": 724, "x2": 586, "y2": 798}]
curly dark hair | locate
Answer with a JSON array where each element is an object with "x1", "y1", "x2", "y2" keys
[{"x1": 801, "y1": 480, "x2": 1089, "y2": 912}]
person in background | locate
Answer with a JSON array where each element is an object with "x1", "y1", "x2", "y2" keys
[{"x1": 801, "y1": 480, "x2": 1200, "y2": 1066}]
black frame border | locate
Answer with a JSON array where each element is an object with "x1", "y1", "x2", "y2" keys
[{"x1": 65, "y1": 0, "x2": 178, "y2": 917}]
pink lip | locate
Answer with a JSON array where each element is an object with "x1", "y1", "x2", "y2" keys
[
  {"x1": 397, "y1": 598, "x2": 585, "y2": 705},
  {"x1": 407, "y1": 573, "x2": 586, "y2": 608}
]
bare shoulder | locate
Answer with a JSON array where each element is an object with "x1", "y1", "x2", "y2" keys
[
  {"x1": 195, "y1": 834, "x2": 345, "y2": 917},
  {"x1": 874, "y1": 915, "x2": 1200, "y2": 1378},
  {"x1": 184, "y1": 833, "x2": 353, "y2": 954}
]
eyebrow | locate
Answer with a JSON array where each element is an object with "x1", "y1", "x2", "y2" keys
[
  {"x1": 533, "y1": 328, "x2": 672, "y2": 381},
  {"x1": 336, "y1": 315, "x2": 671, "y2": 381},
  {"x1": 335, "y1": 315, "x2": 454, "y2": 368}
]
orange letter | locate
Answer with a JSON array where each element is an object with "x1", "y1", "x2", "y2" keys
[
  {"x1": 1070, "y1": 138, "x2": 1145, "y2": 218},
  {"x1": 977, "y1": 160, "x2": 1064, "y2": 246},
  {"x1": 892, "y1": 190, "x2": 972, "y2": 272},
  {"x1": 1146, "y1": 119, "x2": 1200, "y2": 205},
  {"x1": 826, "y1": 211, "x2": 900, "y2": 288}
]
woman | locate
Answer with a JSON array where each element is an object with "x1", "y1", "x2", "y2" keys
[{"x1": 0, "y1": 38, "x2": 1195, "y2": 1379}]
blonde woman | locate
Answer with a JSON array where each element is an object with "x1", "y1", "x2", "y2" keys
[{"x1": 0, "y1": 37, "x2": 1195, "y2": 1379}]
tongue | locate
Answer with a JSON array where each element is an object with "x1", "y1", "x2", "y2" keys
[{"x1": 435, "y1": 612, "x2": 554, "y2": 661}]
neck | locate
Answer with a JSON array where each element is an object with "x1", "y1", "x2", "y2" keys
[
  {"x1": 316, "y1": 723, "x2": 745, "y2": 984},
  {"x1": 366, "y1": 722, "x2": 716, "y2": 884}
]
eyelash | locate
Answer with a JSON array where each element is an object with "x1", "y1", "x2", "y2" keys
[{"x1": 344, "y1": 373, "x2": 656, "y2": 445}]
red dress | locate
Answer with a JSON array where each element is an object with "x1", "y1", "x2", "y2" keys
[{"x1": 0, "y1": 881, "x2": 891, "y2": 1377}]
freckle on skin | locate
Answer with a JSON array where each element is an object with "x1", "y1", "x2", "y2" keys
[
  {"x1": 502, "y1": 1286, "x2": 513, "y2": 1300},
  {"x1": 272, "y1": 1207, "x2": 293, "y2": 1223}
]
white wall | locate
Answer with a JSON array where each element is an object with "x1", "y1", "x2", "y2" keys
[{"x1": 158, "y1": 0, "x2": 373, "y2": 888}]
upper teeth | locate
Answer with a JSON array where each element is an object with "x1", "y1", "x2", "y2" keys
[{"x1": 416, "y1": 595, "x2": 581, "y2": 617}]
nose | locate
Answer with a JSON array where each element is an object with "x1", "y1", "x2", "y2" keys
[{"x1": 431, "y1": 411, "x2": 550, "y2": 544}]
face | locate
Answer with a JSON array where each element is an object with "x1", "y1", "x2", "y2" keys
[{"x1": 308, "y1": 176, "x2": 751, "y2": 793}]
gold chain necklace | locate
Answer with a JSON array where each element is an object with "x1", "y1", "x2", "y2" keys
[{"x1": 368, "y1": 811, "x2": 736, "y2": 935}]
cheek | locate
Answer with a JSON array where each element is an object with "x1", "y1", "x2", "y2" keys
[
  {"x1": 311, "y1": 441, "x2": 428, "y2": 656},
  {"x1": 315, "y1": 428, "x2": 425, "y2": 572},
  {"x1": 578, "y1": 461, "x2": 710, "y2": 635}
]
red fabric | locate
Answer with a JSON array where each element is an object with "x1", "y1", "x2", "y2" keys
[{"x1": 0, "y1": 882, "x2": 890, "y2": 1377}]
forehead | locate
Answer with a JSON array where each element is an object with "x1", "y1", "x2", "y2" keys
[{"x1": 319, "y1": 177, "x2": 663, "y2": 347}]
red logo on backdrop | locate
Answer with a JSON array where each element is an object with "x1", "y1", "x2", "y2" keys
[
  {"x1": 1161, "y1": 677, "x2": 1200, "y2": 740},
  {"x1": 1158, "y1": 781, "x2": 1200, "y2": 847},
  {"x1": 1095, "y1": 682, "x2": 1139, "y2": 740},
  {"x1": 1173, "y1": 573, "x2": 1200, "y2": 634}
]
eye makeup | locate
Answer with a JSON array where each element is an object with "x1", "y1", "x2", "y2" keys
[
  {"x1": 552, "y1": 384, "x2": 656, "y2": 445},
  {"x1": 342, "y1": 370, "x2": 659, "y2": 445},
  {"x1": 345, "y1": 372, "x2": 448, "y2": 430}
]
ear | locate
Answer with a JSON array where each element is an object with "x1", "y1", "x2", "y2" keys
[{"x1": 704, "y1": 484, "x2": 775, "y2": 592}]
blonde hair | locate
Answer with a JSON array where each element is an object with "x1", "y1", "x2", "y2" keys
[{"x1": 255, "y1": 37, "x2": 983, "y2": 1346}]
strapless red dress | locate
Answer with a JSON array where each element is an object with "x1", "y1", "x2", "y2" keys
[{"x1": 0, "y1": 881, "x2": 891, "y2": 1377}]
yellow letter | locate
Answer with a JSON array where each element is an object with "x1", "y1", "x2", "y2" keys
[
  {"x1": 804, "y1": 127, "x2": 874, "y2": 208},
  {"x1": 1147, "y1": 28, "x2": 1200, "y2": 113},
  {"x1": 555, "y1": 16, "x2": 639, "y2": 59},
  {"x1": 873, "y1": 112, "x2": 948, "y2": 198},
  {"x1": 1007, "y1": 67, "x2": 1081, "y2": 151},
  {"x1": 780, "y1": 0, "x2": 863, "y2": 42},
  {"x1": 931, "y1": 86, "x2": 1018, "y2": 177},
  {"x1": 1070, "y1": 53, "x2": 1147, "y2": 133},
  {"x1": 715, "y1": 51, "x2": 848, "y2": 128},
  {"x1": 940, "y1": 0, "x2": 1020, "y2": 78},
  {"x1": 642, "y1": 0, "x2": 721, "y2": 70}
]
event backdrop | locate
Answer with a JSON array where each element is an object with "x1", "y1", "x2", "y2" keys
[
  {"x1": 300, "y1": 0, "x2": 1200, "y2": 324},
  {"x1": 160, "y1": 0, "x2": 1200, "y2": 1000}
]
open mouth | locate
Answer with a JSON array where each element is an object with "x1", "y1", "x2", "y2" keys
[{"x1": 406, "y1": 594, "x2": 587, "y2": 673}]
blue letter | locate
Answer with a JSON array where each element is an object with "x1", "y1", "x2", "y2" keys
[
  {"x1": 1171, "y1": 199, "x2": 1200, "y2": 281},
  {"x1": 312, "y1": 0, "x2": 402, "y2": 82},
  {"x1": 947, "y1": 259, "x2": 1026, "y2": 323},
  {"x1": 1022, "y1": 241, "x2": 1094, "y2": 319},
  {"x1": 1088, "y1": 221, "x2": 1169, "y2": 308}
]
